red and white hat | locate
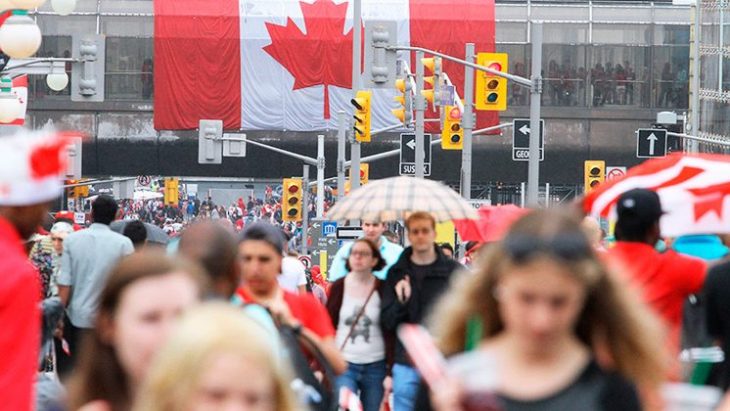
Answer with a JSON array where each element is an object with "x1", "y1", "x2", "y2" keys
[{"x1": 0, "y1": 130, "x2": 77, "y2": 206}]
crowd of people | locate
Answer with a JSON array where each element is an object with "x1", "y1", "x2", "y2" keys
[{"x1": 5, "y1": 131, "x2": 730, "y2": 411}]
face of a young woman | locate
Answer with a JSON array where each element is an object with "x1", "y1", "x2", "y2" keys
[
  {"x1": 348, "y1": 241, "x2": 376, "y2": 273},
  {"x1": 497, "y1": 257, "x2": 587, "y2": 352},
  {"x1": 111, "y1": 272, "x2": 200, "y2": 385},
  {"x1": 188, "y1": 351, "x2": 276, "y2": 411}
]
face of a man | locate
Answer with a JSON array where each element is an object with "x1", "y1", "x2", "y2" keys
[
  {"x1": 407, "y1": 218, "x2": 436, "y2": 254},
  {"x1": 0, "y1": 202, "x2": 52, "y2": 240},
  {"x1": 238, "y1": 240, "x2": 282, "y2": 297},
  {"x1": 362, "y1": 221, "x2": 386, "y2": 243}
]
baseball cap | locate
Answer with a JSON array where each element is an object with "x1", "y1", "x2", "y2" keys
[
  {"x1": 239, "y1": 222, "x2": 285, "y2": 255},
  {"x1": 616, "y1": 188, "x2": 664, "y2": 223}
]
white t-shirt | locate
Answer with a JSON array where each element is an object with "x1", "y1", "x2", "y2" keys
[
  {"x1": 335, "y1": 292, "x2": 385, "y2": 364},
  {"x1": 278, "y1": 256, "x2": 307, "y2": 293}
]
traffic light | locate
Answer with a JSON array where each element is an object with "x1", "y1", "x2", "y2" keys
[
  {"x1": 441, "y1": 105, "x2": 463, "y2": 150},
  {"x1": 421, "y1": 57, "x2": 442, "y2": 108},
  {"x1": 71, "y1": 35, "x2": 106, "y2": 102},
  {"x1": 351, "y1": 90, "x2": 372, "y2": 142},
  {"x1": 475, "y1": 52, "x2": 508, "y2": 111},
  {"x1": 164, "y1": 178, "x2": 179, "y2": 206},
  {"x1": 77, "y1": 183, "x2": 89, "y2": 198},
  {"x1": 66, "y1": 180, "x2": 77, "y2": 198},
  {"x1": 359, "y1": 163, "x2": 369, "y2": 185},
  {"x1": 282, "y1": 178, "x2": 303, "y2": 222},
  {"x1": 584, "y1": 161, "x2": 605, "y2": 193},
  {"x1": 392, "y1": 78, "x2": 412, "y2": 126}
]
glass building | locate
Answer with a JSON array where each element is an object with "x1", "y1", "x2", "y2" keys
[{"x1": 26, "y1": 0, "x2": 692, "y2": 187}]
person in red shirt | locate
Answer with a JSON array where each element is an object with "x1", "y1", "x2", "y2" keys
[
  {"x1": 0, "y1": 131, "x2": 73, "y2": 411},
  {"x1": 234, "y1": 222, "x2": 346, "y2": 375},
  {"x1": 606, "y1": 188, "x2": 706, "y2": 365}
]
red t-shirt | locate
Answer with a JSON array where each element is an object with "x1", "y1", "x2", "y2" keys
[
  {"x1": 235, "y1": 287, "x2": 335, "y2": 339},
  {"x1": 606, "y1": 242, "x2": 706, "y2": 352},
  {"x1": 0, "y1": 217, "x2": 41, "y2": 411}
]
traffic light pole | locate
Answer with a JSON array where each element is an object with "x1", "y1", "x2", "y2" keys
[
  {"x1": 316, "y1": 134, "x2": 325, "y2": 218},
  {"x1": 527, "y1": 22, "x2": 543, "y2": 207},
  {"x1": 415, "y1": 50, "x2": 426, "y2": 179},
  {"x1": 301, "y1": 164, "x2": 310, "y2": 255},
  {"x1": 461, "y1": 43, "x2": 476, "y2": 199},
  {"x1": 350, "y1": 0, "x2": 362, "y2": 192},
  {"x1": 337, "y1": 111, "x2": 347, "y2": 201}
]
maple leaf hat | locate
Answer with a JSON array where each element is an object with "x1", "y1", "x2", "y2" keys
[{"x1": 0, "y1": 129, "x2": 77, "y2": 206}]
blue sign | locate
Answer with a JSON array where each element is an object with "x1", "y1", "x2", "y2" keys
[{"x1": 322, "y1": 221, "x2": 338, "y2": 237}]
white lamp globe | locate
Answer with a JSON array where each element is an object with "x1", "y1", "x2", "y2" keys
[
  {"x1": 0, "y1": 90, "x2": 21, "y2": 123},
  {"x1": 50, "y1": 0, "x2": 75, "y2": 15},
  {"x1": 46, "y1": 72, "x2": 68, "y2": 91},
  {"x1": 0, "y1": 12, "x2": 42, "y2": 59},
  {"x1": 8, "y1": 0, "x2": 46, "y2": 9}
]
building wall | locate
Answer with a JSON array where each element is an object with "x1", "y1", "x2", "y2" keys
[{"x1": 26, "y1": 0, "x2": 691, "y2": 184}]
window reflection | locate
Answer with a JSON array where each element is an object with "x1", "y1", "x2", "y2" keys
[{"x1": 105, "y1": 37, "x2": 154, "y2": 101}]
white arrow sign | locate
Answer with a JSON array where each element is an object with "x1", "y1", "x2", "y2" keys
[
  {"x1": 647, "y1": 133, "x2": 658, "y2": 156},
  {"x1": 406, "y1": 139, "x2": 416, "y2": 150},
  {"x1": 519, "y1": 125, "x2": 530, "y2": 135}
]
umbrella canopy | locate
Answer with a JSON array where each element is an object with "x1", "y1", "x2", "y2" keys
[
  {"x1": 134, "y1": 190, "x2": 163, "y2": 201},
  {"x1": 454, "y1": 204, "x2": 530, "y2": 242},
  {"x1": 583, "y1": 153, "x2": 730, "y2": 237},
  {"x1": 110, "y1": 220, "x2": 170, "y2": 245},
  {"x1": 326, "y1": 176, "x2": 478, "y2": 223}
]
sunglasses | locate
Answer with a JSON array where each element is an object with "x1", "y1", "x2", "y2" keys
[{"x1": 503, "y1": 232, "x2": 593, "y2": 263}]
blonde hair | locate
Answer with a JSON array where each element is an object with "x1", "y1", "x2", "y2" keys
[
  {"x1": 429, "y1": 209, "x2": 667, "y2": 391},
  {"x1": 133, "y1": 303, "x2": 296, "y2": 411}
]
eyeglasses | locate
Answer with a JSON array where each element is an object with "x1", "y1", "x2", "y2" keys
[
  {"x1": 503, "y1": 232, "x2": 593, "y2": 263},
  {"x1": 349, "y1": 250, "x2": 372, "y2": 258}
]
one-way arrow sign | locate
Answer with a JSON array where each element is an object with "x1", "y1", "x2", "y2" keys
[
  {"x1": 512, "y1": 119, "x2": 545, "y2": 162},
  {"x1": 400, "y1": 133, "x2": 432, "y2": 176},
  {"x1": 636, "y1": 128, "x2": 667, "y2": 158}
]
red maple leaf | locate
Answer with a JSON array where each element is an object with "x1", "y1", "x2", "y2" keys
[
  {"x1": 687, "y1": 182, "x2": 730, "y2": 221},
  {"x1": 263, "y1": 0, "x2": 361, "y2": 120}
]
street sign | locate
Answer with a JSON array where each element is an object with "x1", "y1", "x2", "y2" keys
[
  {"x1": 512, "y1": 119, "x2": 545, "y2": 162},
  {"x1": 307, "y1": 224, "x2": 338, "y2": 273},
  {"x1": 322, "y1": 221, "x2": 337, "y2": 237},
  {"x1": 606, "y1": 166, "x2": 627, "y2": 182},
  {"x1": 337, "y1": 226, "x2": 363, "y2": 240},
  {"x1": 399, "y1": 133, "x2": 432, "y2": 176},
  {"x1": 74, "y1": 212, "x2": 86, "y2": 225},
  {"x1": 636, "y1": 128, "x2": 667, "y2": 158},
  {"x1": 440, "y1": 85, "x2": 455, "y2": 107},
  {"x1": 137, "y1": 175, "x2": 151, "y2": 186}
]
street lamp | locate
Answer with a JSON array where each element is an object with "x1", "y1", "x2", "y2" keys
[
  {"x1": 46, "y1": 61, "x2": 68, "y2": 91},
  {"x1": 50, "y1": 0, "x2": 75, "y2": 15},
  {"x1": 0, "y1": 76, "x2": 21, "y2": 123},
  {"x1": 0, "y1": 10, "x2": 42, "y2": 58}
]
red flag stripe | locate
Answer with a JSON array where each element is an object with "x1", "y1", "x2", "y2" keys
[
  {"x1": 409, "y1": 0, "x2": 497, "y2": 131},
  {"x1": 153, "y1": 0, "x2": 241, "y2": 130}
]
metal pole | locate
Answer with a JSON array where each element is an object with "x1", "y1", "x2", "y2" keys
[
  {"x1": 415, "y1": 50, "x2": 425, "y2": 178},
  {"x1": 527, "y1": 22, "x2": 543, "y2": 207},
  {"x1": 350, "y1": 0, "x2": 362, "y2": 191},
  {"x1": 545, "y1": 182, "x2": 550, "y2": 208},
  {"x1": 301, "y1": 164, "x2": 310, "y2": 255},
  {"x1": 316, "y1": 134, "x2": 325, "y2": 219},
  {"x1": 520, "y1": 182, "x2": 526, "y2": 207},
  {"x1": 689, "y1": 1, "x2": 701, "y2": 153},
  {"x1": 461, "y1": 43, "x2": 475, "y2": 199},
  {"x1": 337, "y1": 111, "x2": 347, "y2": 201}
]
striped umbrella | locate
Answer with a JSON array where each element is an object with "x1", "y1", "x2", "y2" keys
[{"x1": 326, "y1": 176, "x2": 478, "y2": 223}]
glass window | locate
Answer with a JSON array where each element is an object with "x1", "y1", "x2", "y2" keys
[
  {"x1": 593, "y1": 24, "x2": 652, "y2": 45},
  {"x1": 101, "y1": 16, "x2": 153, "y2": 37},
  {"x1": 544, "y1": 23, "x2": 588, "y2": 44},
  {"x1": 653, "y1": 46, "x2": 690, "y2": 109},
  {"x1": 36, "y1": 15, "x2": 96, "y2": 36},
  {"x1": 27, "y1": 36, "x2": 72, "y2": 100},
  {"x1": 699, "y1": 99, "x2": 730, "y2": 139},
  {"x1": 38, "y1": 0, "x2": 97, "y2": 13},
  {"x1": 532, "y1": 5, "x2": 588, "y2": 20},
  {"x1": 100, "y1": 0, "x2": 153, "y2": 13},
  {"x1": 543, "y1": 45, "x2": 588, "y2": 107},
  {"x1": 495, "y1": 4, "x2": 527, "y2": 20},
  {"x1": 105, "y1": 37, "x2": 154, "y2": 101},
  {"x1": 590, "y1": 46, "x2": 651, "y2": 108},
  {"x1": 497, "y1": 44, "x2": 529, "y2": 106},
  {"x1": 496, "y1": 22, "x2": 526, "y2": 43},
  {"x1": 654, "y1": 25, "x2": 690, "y2": 45},
  {"x1": 592, "y1": 6, "x2": 652, "y2": 22},
  {"x1": 701, "y1": 54, "x2": 720, "y2": 91}
]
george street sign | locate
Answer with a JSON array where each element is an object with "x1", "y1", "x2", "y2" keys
[
  {"x1": 636, "y1": 128, "x2": 667, "y2": 158},
  {"x1": 512, "y1": 119, "x2": 545, "y2": 162},
  {"x1": 399, "y1": 133, "x2": 432, "y2": 176}
]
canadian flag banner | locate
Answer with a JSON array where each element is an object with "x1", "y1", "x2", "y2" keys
[
  {"x1": 153, "y1": 0, "x2": 496, "y2": 131},
  {"x1": 9, "y1": 75, "x2": 27, "y2": 126},
  {"x1": 584, "y1": 154, "x2": 730, "y2": 237}
]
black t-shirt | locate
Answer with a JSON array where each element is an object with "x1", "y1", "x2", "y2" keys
[
  {"x1": 415, "y1": 360, "x2": 640, "y2": 411},
  {"x1": 704, "y1": 261, "x2": 730, "y2": 389},
  {"x1": 498, "y1": 360, "x2": 640, "y2": 411}
]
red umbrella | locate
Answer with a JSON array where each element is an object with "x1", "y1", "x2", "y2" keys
[{"x1": 454, "y1": 204, "x2": 530, "y2": 243}]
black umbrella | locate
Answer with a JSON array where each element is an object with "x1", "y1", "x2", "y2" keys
[{"x1": 110, "y1": 220, "x2": 170, "y2": 245}]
